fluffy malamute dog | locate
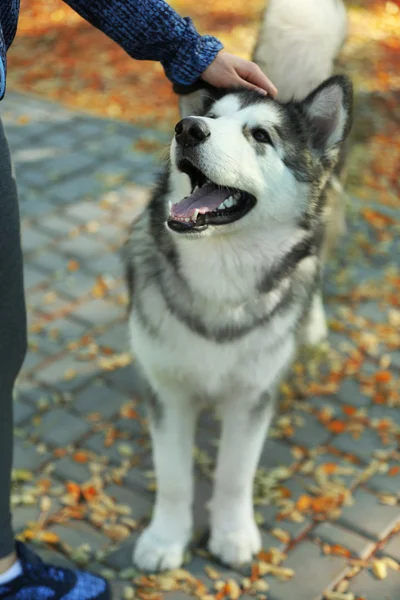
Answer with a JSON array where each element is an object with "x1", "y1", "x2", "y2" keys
[{"x1": 123, "y1": 0, "x2": 352, "y2": 572}]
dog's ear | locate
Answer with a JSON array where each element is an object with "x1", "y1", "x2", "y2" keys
[
  {"x1": 173, "y1": 81, "x2": 218, "y2": 118},
  {"x1": 301, "y1": 75, "x2": 353, "y2": 156}
]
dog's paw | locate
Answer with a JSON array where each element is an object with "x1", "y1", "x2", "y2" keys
[
  {"x1": 133, "y1": 526, "x2": 188, "y2": 572},
  {"x1": 209, "y1": 522, "x2": 262, "y2": 567}
]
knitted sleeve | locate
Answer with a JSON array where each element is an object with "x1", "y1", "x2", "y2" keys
[{"x1": 63, "y1": 0, "x2": 223, "y2": 85}]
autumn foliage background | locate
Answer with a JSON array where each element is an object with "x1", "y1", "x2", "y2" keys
[{"x1": 7, "y1": 0, "x2": 400, "y2": 204}]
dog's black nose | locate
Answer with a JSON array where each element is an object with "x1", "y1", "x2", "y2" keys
[{"x1": 175, "y1": 118, "x2": 210, "y2": 146}]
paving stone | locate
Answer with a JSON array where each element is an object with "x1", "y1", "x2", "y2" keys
[
  {"x1": 74, "y1": 383, "x2": 128, "y2": 419},
  {"x1": 367, "y1": 459, "x2": 400, "y2": 495},
  {"x1": 338, "y1": 488, "x2": 400, "y2": 541},
  {"x1": 255, "y1": 477, "x2": 312, "y2": 539},
  {"x1": 22, "y1": 349, "x2": 47, "y2": 372},
  {"x1": 114, "y1": 417, "x2": 145, "y2": 438},
  {"x1": 72, "y1": 299, "x2": 122, "y2": 326},
  {"x1": 32, "y1": 408, "x2": 90, "y2": 446},
  {"x1": 51, "y1": 174, "x2": 102, "y2": 204},
  {"x1": 266, "y1": 541, "x2": 347, "y2": 600},
  {"x1": 369, "y1": 404, "x2": 400, "y2": 427},
  {"x1": 13, "y1": 398, "x2": 35, "y2": 425},
  {"x1": 34, "y1": 547, "x2": 75, "y2": 569},
  {"x1": 24, "y1": 265, "x2": 47, "y2": 289},
  {"x1": 49, "y1": 522, "x2": 110, "y2": 551},
  {"x1": 53, "y1": 456, "x2": 92, "y2": 484},
  {"x1": 58, "y1": 235, "x2": 107, "y2": 260},
  {"x1": 331, "y1": 426, "x2": 396, "y2": 463},
  {"x1": 65, "y1": 200, "x2": 107, "y2": 223},
  {"x1": 310, "y1": 522, "x2": 374, "y2": 558},
  {"x1": 304, "y1": 450, "x2": 363, "y2": 488},
  {"x1": 388, "y1": 350, "x2": 400, "y2": 370},
  {"x1": 37, "y1": 355, "x2": 100, "y2": 391},
  {"x1": 308, "y1": 395, "x2": 344, "y2": 419},
  {"x1": 21, "y1": 199, "x2": 55, "y2": 218},
  {"x1": 45, "y1": 152, "x2": 95, "y2": 180},
  {"x1": 26, "y1": 289, "x2": 71, "y2": 315},
  {"x1": 357, "y1": 300, "x2": 387, "y2": 323},
  {"x1": 31, "y1": 250, "x2": 69, "y2": 273},
  {"x1": 337, "y1": 377, "x2": 371, "y2": 407},
  {"x1": 13, "y1": 506, "x2": 43, "y2": 532},
  {"x1": 347, "y1": 565, "x2": 400, "y2": 599},
  {"x1": 52, "y1": 272, "x2": 94, "y2": 300},
  {"x1": 22, "y1": 228, "x2": 53, "y2": 253},
  {"x1": 84, "y1": 431, "x2": 145, "y2": 465},
  {"x1": 164, "y1": 594, "x2": 197, "y2": 600},
  {"x1": 86, "y1": 252, "x2": 123, "y2": 277},
  {"x1": 288, "y1": 410, "x2": 332, "y2": 449},
  {"x1": 380, "y1": 531, "x2": 400, "y2": 562},
  {"x1": 103, "y1": 534, "x2": 139, "y2": 570},
  {"x1": 69, "y1": 119, "x2": 105, "y2": 137},
  {"x1": 188, "y1": 556, "x2": 242, "y2": 585},
  {"x1": 104, "y1": 364, "x2": 142, "y2": 396},
  {"x1": 13, "y1": 439, "x2": 50, "y2": 471},
  {"x1": 38, "y1": 214, "x2": 79, "y2": 236},
  {"x1": 124, "y1": 453, "x2": 154, "y2": 494},
  {"x1": 259, "y1": 439, "x2": 296, "y2": 470},
  {"x1": 97, "y1": 324, "x2": 129, "y2": 352},
  {"x1": 105, "y1": 484, "x2": 152, "y2": 521}
]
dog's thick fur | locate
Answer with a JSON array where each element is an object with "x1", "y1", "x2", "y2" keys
[{"x1": 123, "y1": 0, "x2": 352, "y2": 571}]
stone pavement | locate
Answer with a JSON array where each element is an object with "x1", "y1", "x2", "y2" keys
[{"x1": 2, "y1": 91, "x2": 399, "y2": 600}]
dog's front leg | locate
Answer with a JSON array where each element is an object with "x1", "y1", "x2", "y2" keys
[
  {"x1": 134, "y1": 390, "x2": 197, "y2": 572},
  {"x1": 209, "y1": 392, "x2": 275, "y2": 567}
]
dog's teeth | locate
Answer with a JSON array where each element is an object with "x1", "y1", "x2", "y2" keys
[
  {"x1": 168, "y1": 201, "x2": 172, "y2": 213},
  {"x1": 185, "y1": 218, "x2": 190, "y2": 222},
  {"x1": 191, "y1": 209, "x2": 199, "y2": 222},
  {"x1": 225, "y1": 196, "x2": 234, "y2": 208}
]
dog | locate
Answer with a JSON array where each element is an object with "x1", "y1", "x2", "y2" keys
[{"x1": 122, "y1": 0, "x2": 352, "y2": 572}]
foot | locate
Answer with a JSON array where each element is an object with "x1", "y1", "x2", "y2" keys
[
  {"x1": 0, "y1": 542, "x2": 110, "y2": 599},
  {"x1": 209, "y1": 519, "x2": 262, "y2": 567},
  {"x1": 133, "y1": 524, "x2": 189, "y2": 572}
]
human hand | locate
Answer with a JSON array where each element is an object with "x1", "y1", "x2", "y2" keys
[{"x1": 201, "y1": 51, "x2": 277, "y2": 97}]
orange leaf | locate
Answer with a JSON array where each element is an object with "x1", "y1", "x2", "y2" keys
[
  {"x1": 311, "y1": 495, "x2": 338, "y2": 513},
  {"x1": 327, "y1": 420, "x2": 346, "y2": 434},
  {"x1": 73, "y1": 451, "x2": 88, "y2": 464},
  {"x1": 82, "y1": 485, "x2": 98, "y2": 502},
  {"x1": 66, "y1": 481, "x2": 81, "y2": 501},
  {"x1": 388, "y1": 466, "x2": 400, "y2": 477},
  {"x1": 67, "y1": 259, "x2": 80, "y2": 272},
  {"x1": 53, "y1": 448, "x2": 67, "y2": 458},
  {"x1": 375, "y1": 371, "x2": 392, "y2": 383},
  {"x1": 258, "y1": 550, "x2": 272, "y2": 562},
  {"x1": 322, "y1": 462, "x2": 338, "y2": 475},
  {"x1": 250, "y1": 563, "x2": 260, "y2": 582},
  {"x1": 342, "y1": 405, "x2": 357, "y2": 417},
  {"x1": 37, "y1": 531, "x2": 60, "y2": 544},
  {"x1": 296, "y1": 494, "x2": 312, "y2": 511},
  {"x1": 330, "y1": 544, "x2": 351, "y2": 558}
]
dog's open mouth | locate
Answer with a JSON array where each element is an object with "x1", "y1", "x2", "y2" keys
[{"x1": 168, "y1": 159, "x2": 256, "y2": 233}]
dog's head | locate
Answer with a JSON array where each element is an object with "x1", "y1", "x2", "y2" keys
[{"x1": 165, "y1": 76, "x2": 352, "y2": 239}]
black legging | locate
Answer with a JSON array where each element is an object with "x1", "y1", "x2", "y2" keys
[{"x1": 0, "y1": 118, "x2": 27, "y2": 559}]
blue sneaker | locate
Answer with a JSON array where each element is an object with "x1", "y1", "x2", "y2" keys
[{"x1": 0, "y1": 542, "x2": 110, "y2": 599}]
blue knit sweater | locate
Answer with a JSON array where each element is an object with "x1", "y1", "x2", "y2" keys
[{"x1": 0, "y1": 0, "x2": 223, "y2": 100}]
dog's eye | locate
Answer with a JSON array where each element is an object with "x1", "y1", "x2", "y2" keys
[
  {"x1": 252, "y1": 128, "x2": 273, "y2": 145},
  {"x1": 207, "y1": 114, "x2": 217, "y2": 119}
]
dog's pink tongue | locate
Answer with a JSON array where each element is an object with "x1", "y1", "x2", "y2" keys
[{"x1": 171, "y1": 184, "x2": 231, "y2": 219}]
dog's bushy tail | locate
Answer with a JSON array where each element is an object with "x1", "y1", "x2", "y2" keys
[{"x1": 253, "y1": 0, "x2": 348, "y2": 102}]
